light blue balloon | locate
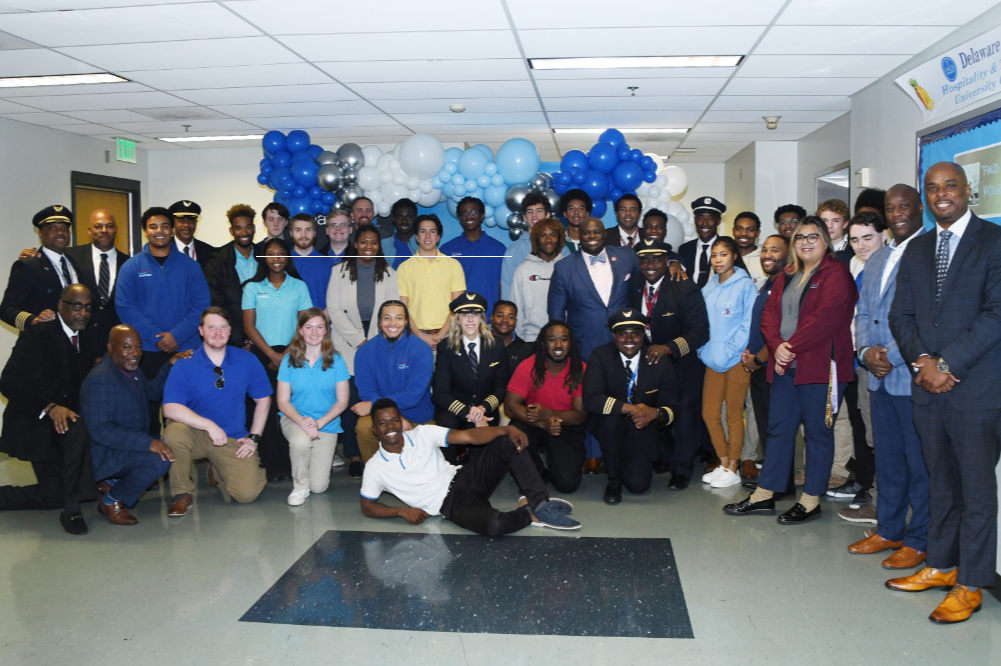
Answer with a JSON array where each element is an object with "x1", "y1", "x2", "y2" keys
[
  {"x1": 444, "y1": 162, "x2": 457, "y2": 174},
  {"x1": 472, "y1": 144, "x2": 494, "y2": 160},
  {"x1": 443, "y1": 182, "x2": 455, "y2": 198},
  {"x1": 458, "y1": 149, "x2": 487, "y2": 179},
  {"x1": 447, "y1": 199, "x2": 459, "y2": 218},
  {"x1": 484, "y1": 217, "x2": 497, "y2": 228},
  {"x1": 452, "y1": 173, "x2": 465, "y2": 186},
  {"x1": 463, "y1": 179, "x2": 477, "y2": 193},
  {"x1": 432, "y1": 176, "x2": 443, "y2": 189},
  {"x1": 444, "y1": 147, "x2": 463, "y2": 164},
  {"x1": 490, "y1": 173, "x2": 504, "y2": 187},
  {"x1": 484, "y1": 184, "x2": 506, "y2": 208},
  {"x1": 484, "y1": 205, "x2": 494, "y2": 218},
  {"x1": 496, "y1": 138, "x2": 540, "y2": 184},
  {"x1": 484, "y1": 162, "x2": 498, "y2": 176},
  {"x1": 477, "y1": 174, "x2": 490, "y2": 188},
  {"x1": 494, "y1": 203, "x2": 513, "y2": 228}
]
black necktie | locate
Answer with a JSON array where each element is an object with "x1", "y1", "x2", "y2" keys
[
  {"x1": 98, "y1": 253, "x2": 110, "y2": 305},
  {"x1": 648, "y1": 285, "x2": 655, "y2": 299},
  {"x1": 624, "y1": 359, "x2": 633, "y2": 401},
  {"x1": 697, "y1": 243, "x2": 710, "y2": 287},
  {"x1": 59, "y1": 255, "x2": 71, "y2": 286},
  {"x1": 626, "y1": 235, "x2": 634, "y2": 248},
  {"x1": 468, "y1": 342, "x2": 478, "y2": 378},
  {"x1": 184, "y1": 245, "x2": 191, "y2": 258},
  {"x1": 935, "y1": 230, "x2": 952, "y2": 301}
]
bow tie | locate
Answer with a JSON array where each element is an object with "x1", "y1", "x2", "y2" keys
[{"x1": 589, "y1": 254, "x2": 607, "y2": 265}]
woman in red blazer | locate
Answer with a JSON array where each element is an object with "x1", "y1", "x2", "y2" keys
[{"x1": 724, "y1": 216, "x2": 857, "y2": 524}]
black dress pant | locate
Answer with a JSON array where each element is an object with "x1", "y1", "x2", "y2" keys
[
  {"x1": 0, "y1": 419, "x2": 94, "y2": 510},
  {"x1": 844, "y1": 378, "x2": 875, "y2": 490},
  {"x1": 594, "y1": 413, "x2": 660, "y2": 494},
  {"x1": 438, "y1": 437, "x2": 546, "y2": 536},
  {"x1": 513, "y1": 420, "x2": 586, "y2": 493},
  {"x1": 250, "y1": 345, "x2": 289, "y2": 476},
  {"x1": 671, "y1": 356, "x2": 713, "y2": 476},
  {"x1": 140, "y1": 350, "x2": 171, "y2": 437}
]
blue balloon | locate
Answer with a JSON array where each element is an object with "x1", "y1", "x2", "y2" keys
[
  {"x1": 573, "y1": 171, "x2": 586, "y2": 185},
  {"x1": 640, "y1": 155, "x2": 656, "y2": 171},
  {"x1": 599, "y1": 128, "x2": 626, "y2": 147},
  {"x1": 496, "y1": 138, "x2": 540, "y2": 184},
  {"x1": 613, "y1": 161, "x2": 644, "y2": 191},
  {"x1": 484, "y1": 162, "x2": 498, "y2": 176},
  {"x1": 309, "y1": 186, "x2": 324, "y2": 199},
  {"x1": 292, "y1": 160, "x2": 318, "y2": 187},
  {"x1": 608, "y1": 187, "x2": 625, "y2": 203},
  {"x1": 490, "y1": 173, "x2": 505, "y2": 187},
  {"x1": 464, "y1": 179, "x2": 479, "y2": 193},
  {"x1": 291, "y1": 150, "x2": 315, "y2": 166},
  {"x1": 582, "y1": 169, "x2": 609, "y2": 200},
  {"x1": 274, "y1": 192, "x2": 286, "y2": 203},
  {"x1": 560, "y1": 149, "x2": 588, "y2": 173},
  {"x1": 307, "y1": 144, "x2": 323, "y2": 158},
  {"x1": 588, "y1": 143, "x2": 618, "y2": 174},
  {"x1": 643, "y1": 169, "x2": 657, "y2": 183},
  {"x1": 484, "y1": 184, "x2": 506, "y2": 208},
  {"x1": 259, "y1": 161, "x2": 273, "y2": 175},
  {"x1": 443, "y1": 182, "x2": 455, "y2": 198},
  {"x1": 273, "y1": 151, "x2": 291, "y2": 168},
  {"x1": 494, "y1": 204, "x2": 513, "y2": 228},
  {"x1": 554, "y1": 179, "x2": 570, "y2": 195},
  {"x1": 262, "y1": 130, "x2": 286, "y2": 155},
  {"x1": 269, "y1": 167, "x2": 292, "y2": 190},
  {"x1": 592, "y1": 199, "x2": 607, "y2": 218},
  {"x1": 286, "y1": 130, "x2": 310, "y2": 154},
  {"x1": 322, "y1": 192, "x2": 336, "y2": 205},
  {"x1": 452, "y1": 173, "x2": 465, "y2": 186},
  {"x1": 556, "y1": 172, "x2": 572, "y2": 187},
  {"x1": 310, "y1": 200, "x2": 326, "y2": 214},
  {"x1": 458, "y1": 149, "x2": 487, "y2": 179},
  {"x1": 293, "y1": 186, "x2": 307, "y2": 198},
  {"x1": 484, "y1": 205, "x2": 494, "y2": 218},
  {"x1": 279, "y1": 189, "x2": 293, "y2": 201},
  {"x1": 290, "y1": 197, "x2": 311, "y2": 215},
  {"x1": 431, "y1": 176, "x2": 443, "y2": 189},
  {"x1": 446, "y1": 199, "x2": 458, "y2": 218},
  {"x1": 629, "y1": 148, "x2": 643, "y2": 162},
  {"x1": 476, "y1": 174, "x2": 490, "y2": 188},
  {"x1": 257, "y1": 173, "x2": 270, "y2": 185},
  {"x1": 444, "y1": 162, "x2": 457, "y2": 174},
  {"x1": 472, "y1": 144, "x2": 494, "y2": 160},
  {"x1": 616, "y1": 145, "x2": 631, "y2": 161},
  {"x1": 443, "y1": 147, "x2": 463, "y2": 164}
]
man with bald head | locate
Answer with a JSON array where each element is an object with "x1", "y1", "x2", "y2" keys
[
  {"x1": 888, "y1": 162, "x2": 1001, "y2": 624},
  {"x1": 81, "y1": 324, "x2": 186, "y2": 525},
  {"x1": 0, "y1": 284, "x2": 98, "y2": 534},
  {"x1": 67, "y1": 209, "x2": 130, "y2": 350}
]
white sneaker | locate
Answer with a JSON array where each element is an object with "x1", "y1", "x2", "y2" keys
[
  {"x1": 287, "y1": 489, "x2": 310, "y2": 506},
  {"x1": 702, "y1": 466, "x2": 725, "y2": 484},
  {"x1": 711, "y1": 468, "x2": 742, "y2": 488},
  {"x1": 331, "y1": 454, "x2": 345, "y2": 468}
]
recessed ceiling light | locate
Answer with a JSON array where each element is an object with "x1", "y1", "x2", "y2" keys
[
  {"x1": 553, "y1": 128, "x2": 689, "y2": 135},
  {"x1": 449, "y1": 104, "x2": 466, "y2": 113},
  {"x1": 158, "y1": 134, "x2": 265, "y2": 143},
  {"x1": 674, "y1": 148, "x2": 697, "y2": 154},
  {"x1": 529, "y1": 55, "x2": 742, "y2": 70},
  {"x1": 0, "y1": 73, "x2": 128, "y2": 88}
]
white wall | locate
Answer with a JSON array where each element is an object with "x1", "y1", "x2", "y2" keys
[
  {"x1": 723, "y1": 143, "x2": 755, "y2": 233},
  {"x1": 675, "y1": 162, "x2": 726, "y2": 206},
  {"x1": 753, "y1": 141, "x2": 798, "y2": 238},
  {"x1": 797, "y1": 113, "x2": 851, "y2": 211}
]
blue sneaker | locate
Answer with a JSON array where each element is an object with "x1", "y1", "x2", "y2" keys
[
  {"x1": 530, "y1": 500, "x2": 581, "y2": 530},
  {"x1": 519, "y1": 495, "x2": 573, "y2": 514}
]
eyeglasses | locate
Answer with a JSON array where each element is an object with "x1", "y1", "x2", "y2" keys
[
  {"x1": 780, "y1": 218, "x2": 801, "y2": 225},
  {"x1": 213, "y1": 365, "x2": 224, "y2": 389},
  {"x1": 328, "y1": 222, "x2": 352, "y2": 229},
  {"x1": 61, "y1": 300, "x2": 93, "y2": 312},
  {"x1": 793, "y1": 233, "x2": 821, "y2": 244}
]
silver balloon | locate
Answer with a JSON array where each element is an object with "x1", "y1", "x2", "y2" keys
[
  {"x1": 337, "y1": 143, "x2": 365, "y2": 170},
  {"x1": 540, "y1": 172, "x2": 554, "y2": 189},
  {"x1": 317, "y1": 163, "x2": 342, "y2": 191},
  {"x1": 544, "y1": 188, "x2": 560, "y2": 213},
  {"x1": 340, "y1": 184, "x2": 363, "y2": 206},
  {"x1": 506, "y1": 212, "x2": 525, "y2": 230},
  {"x1": 508, "y1": 227, "x2": 523, "y2": 241},
  {"x1": 505, "y1": 184, "x2": 530, "y2": 212},
  {"x1": 340, "y1": 167, "x2": 358, "y2": 186},
  {"x1": 316, "y1": 150, "x2": 339, "y2": 166},
  {"x1": 530, "y1": 173, "x2": 547, "y2": 192}
]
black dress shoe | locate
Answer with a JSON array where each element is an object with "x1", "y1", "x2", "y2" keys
[
  {"x1": 723, "y1": 496, "x2": 776, "y2": 516},
  {"x1": 603, "y1": 484, "x2": 622, "y2": 505},
  {"x1": 652, "y1": 461, "x2": 671, "y2": 475},
  {"x1": 60, "y1": 510, "x2": 89, "y2": 535},
  {"x1": 667, "y1": 474, "x2": 690, "y2": 491},
  {"x1": 777, "y1": 502, "x2": 821, "y2": 524}
]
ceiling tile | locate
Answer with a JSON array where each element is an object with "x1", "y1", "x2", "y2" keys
[
  {"x1": 209, "y1": 100, "x2": 375, "y2": 118},
  {"x1": 508, "y1": 0, "x2": 786, "y2": 27},
  {"x1": 391, "y1": 111, "x2": 547, "y2": 125},
  {"x1": 776, "y1": 0, "x2": 998, "y2": 26},
  {"x1": 711, "y1": 95, "x2": 851, "y2": 111},
  {"x1": 1, "y1": 110, "x2": 77, "y2": 124},
  {"x1": 737, "y1": 54, "x2": 911, "y2": 78},
  {"x1": 22, "y1": 90, "x2": 190, "y2": 111},
  {"x1": 176, "y1": 83, "x2": 359, "y2": 105},
  {"x1": 0, "y1": 98, "x2": 31, "y2": 112},
  {"x1": 56, "y1": 37, "x2": 301, "y2": 72},
  {"x1": 109, "y1": 119, "x2": 260, "y2": 134},
  {"x1": 122, "y1": 63, "x2": 332, "y2": 90},
  {"x1": 723, "y1": 77, "x2": 875, "y2": 95},
  {"x1": 252, "y1": 115, "x2": 400, "y2": 130},
  {"x1": 47, "y1": 122, "x2": 118, "y2": 135},
  {"x1": 544, "y1": 95, "x2": 716, "y2": 112},
  {"x1": 224, "y1": 0, "x2": 509, "y2": 33},
  {"x1": 755, "y1": 25, "x2": 953, "y2": 55},
  {"x1": 0, "y1": 81, "x2": 152, "y2": 97},
  {"x1": 702, "y1": 109, "x2": 846, "y2": 123},
  {"x1": 317, "y1": 59, "x2": 526, "y2": 83},
  {"x1": 536, "y1": 77, "x2": 727, "y2": 97},
  {"x1": 376, "y1": 97, "x2": 542, "y2": 113},
  {"x1": 0, "y1": 4, "x2": 260, "y2": 46},
  {"x1": 280, "y1": 30, "x2": 519, "y2": 62},
  {"x1": 548, "y1": 110, "x2": 702, "y2": 124},
  {"x1": 520, "y1": 27, "x2": 764, "y2": 58},
  {"x1": 0, "y1": 48, "x2": 101, "y2": 76},
  {"x1": 352, "y1": 80, "x2": 537, "y2": 100},
  {"x1": 60, "y1": 109, "x2": 156, "y2": 123}
]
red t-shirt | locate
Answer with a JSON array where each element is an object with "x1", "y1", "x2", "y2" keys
[{"x1": 507, "y1": 357, "x2": 585, "y2": 411}]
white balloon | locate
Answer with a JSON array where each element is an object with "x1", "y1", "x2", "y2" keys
[
  {"x1": 407, "y1": 188, "x2": 420, "y2": 201},
  {"x1": 379, "y1": 170, "x2": 392, "y2": 184},
  {"x1": 648, "y1": 186, "x2": 661, "y2": 199},
  {"x1": 417, "y1": 190, "x2": 442, "y2": 208},
  {"x1": 377, "y1": 153, "x2": 395, "y2": 171},
  {"x1": 392, "y1": 171, "x2": 406, "y2": 186},
  {"x1": 665, "y1": 214, "x2": 686, "y2": 251},
  {"x1": 667, "y1": 200, "x2": 686, "y2": 218},
  {"x1": 357, "y1": 165, "x2": 380, "y2": 192},
  {"x1": 398, "y1": 133, "x2": 446, "y2": 179},
  {"x1": 419, "y1": 178, "x2": 434, "y2": 194},
  {"x1": 663, "y1": 165, "x2": 688, "y2": 197},
  {"x1": 362, "y1": 145, "x2": 383, "y2": 166},
  {"x1": 406, "y1": 176, "x2": 419, "y2": 190}
]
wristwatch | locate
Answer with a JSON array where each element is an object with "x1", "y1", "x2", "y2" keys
[
  {"x1": 936, "y1": 357, "x2": 950, "y2": 375},
  {"x1": 248, "y1": 433, "x2": 262, "y2": 445},
  {"x1": 752, "y1": 356, "x2": 763, "y2": 367}
]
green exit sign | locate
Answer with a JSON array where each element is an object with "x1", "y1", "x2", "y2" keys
[{"x1": 115, "y1": 137, "x2": 136, "y2": 163}]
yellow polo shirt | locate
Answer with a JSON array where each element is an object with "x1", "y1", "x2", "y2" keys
[{"x1": 397, "y1": 250, "x2": 466, "y2": 330}]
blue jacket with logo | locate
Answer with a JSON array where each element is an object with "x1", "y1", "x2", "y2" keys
[
  {"x1": 354, "y1": 331, "x2": 434, "y2": 423},
  {"x1": 697, "y1": 266, "x2": 757, "y2": 372}
]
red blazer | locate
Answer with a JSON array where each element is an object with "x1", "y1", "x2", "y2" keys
[{"x1": 762, "y1": 254, "x2": 856, "y2": 385}]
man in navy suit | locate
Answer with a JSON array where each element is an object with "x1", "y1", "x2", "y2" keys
[
  {"x1": 605, "y1": 194, "x2": 643, "y2": 249},
  {"x1": 81, "y1": 325, "x2": 184, "y2": 525},
  {"x1": 848, "y1": 184, "x2": 929, "y2": 568},
  {"x1": 888, "y1": 162, "x2": 1001, "y2": 624},
  {"x1": 66, "y1": 209, "x2": 130, "y2": 351},
  {"x1": 169, "y1": 200, "x2": 217, "y2": 270},
  {"x1": 678, "y1": 196, "x2": 726, "y2": 287}
]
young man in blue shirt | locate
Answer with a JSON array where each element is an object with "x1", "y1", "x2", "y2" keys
[{"x1": 441, "y1": 197, "x2": 506, "y2": 313}]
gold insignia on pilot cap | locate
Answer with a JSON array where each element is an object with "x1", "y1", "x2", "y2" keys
[
  {"x1": 53, "y1": 205, "x2": 63, "y2": 211},
  {"x1": 466, "y1": 293, "x2": 475, "y2": 300},
  {"x1": 183, "y1": 201, "x2": 192, "y2": 206}
]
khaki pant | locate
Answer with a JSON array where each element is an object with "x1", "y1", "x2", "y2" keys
[
  {"x1": 356, "y1": 415, "x2": 434, "y2": 463},
  {"x1": 702, "y1": 364, "x2": 751, "y2": 462},
  {"x1": 164, "y1": 421, "x2": 266, "y2": 503},
  {"x1": 280, "y1": 418, "x2": 336, "y2": 494}
]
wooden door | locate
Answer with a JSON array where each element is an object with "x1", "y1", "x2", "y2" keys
[{"x1": 72, "y1": 187, "x2": 132, "y2": 255}]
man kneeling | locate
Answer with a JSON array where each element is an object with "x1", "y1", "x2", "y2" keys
[{"x1": 360, "y1": 398, "x2": 579, "y2": 534}]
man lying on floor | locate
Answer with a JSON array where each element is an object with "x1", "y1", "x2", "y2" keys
[{"x1": 359, "y1": 397, "x2": 579, "y2": 534}]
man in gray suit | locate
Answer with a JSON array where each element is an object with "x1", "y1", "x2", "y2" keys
[{"x1": 888, "y1": 162, "x2": 1001, "y2": 624}]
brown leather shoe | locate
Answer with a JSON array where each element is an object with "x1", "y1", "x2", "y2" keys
[
  {"x1": 929, "y1": 586, "x2": 982, "y2": 624},
  {"x1": 848, "y1": 533, "x2": 903, "y2": 554},
  {"x1": 882, "y1": 546, "x2": 926, "y2": 570},
  {"x1": 885, "y1": 567, "x2": 957, "y2": 592},
  {"x1": 207, "y1": 464, "x2": 220, "y2": 487},
  {"x1": 98, "y1": 499, "x2": 138, "y2": 525},
  {"x1": 740, "y1": 460, "x2": 758, "y2": 479},
  {"x1": 167, "y1": 494, "x2": 193, "y2": 517},
  {"x1": 96, "y1": 480, "x2": 113, "y2": 495},
  {"x1": 582, "y1": 458, "x2": 601, "y2": 475}
]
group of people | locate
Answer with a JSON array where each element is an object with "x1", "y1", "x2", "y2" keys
[{"x1": 0, "y1": 159, "x2": 997, "y2": 625}]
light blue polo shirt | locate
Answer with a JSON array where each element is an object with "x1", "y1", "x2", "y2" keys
[
  {"x1": 241, "y1": 275, "x2": 312, "y2": 346},
  {"x1": 234, "y1": 250, "x2": 257, "y2": 284},
  {"x1": 277, "y1": 352, "x2": 350, "y2": 433}
]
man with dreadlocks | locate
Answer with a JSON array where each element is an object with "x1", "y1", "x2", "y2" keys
[{"x1": 504, "y1": 320, "x2": 587, "y2": 493}]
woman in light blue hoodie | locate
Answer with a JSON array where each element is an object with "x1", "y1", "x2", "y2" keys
[{"x1": 698, "y1": 236, "x2": 758, "y2": 489}]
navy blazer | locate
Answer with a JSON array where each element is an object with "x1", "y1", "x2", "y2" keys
[
  {"x1": 0, "y1": 251, "x2": 80, "y2": 331},
  {"x1": 547, "y1": 246, "x2": 638, "y2": 362},
  {"x1": 432, "y1": 336, "x2": 510, "y2": 421},
  {"x1": 678, "y1": 237, "x2": 716, "y2": 286},
  {"x1": 65, "y1": 243, "x2": 131, "y2": 350},
  {"x1": 890, "y1": 214, "x2": 1001, "y2": 408},
  {"x1": 81, "y1": 354, "x2": 171, "y2": 480},
  {"x1": 583, "y1": 342, "x2": 678, "y2": 422},
  {"x1": 629, "y1": 276, "x2": 709, "y2": 363}
]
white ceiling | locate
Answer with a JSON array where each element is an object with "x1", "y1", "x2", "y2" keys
[{"x1": 0, "y1": 0, "x2": 995, "y2": 163}]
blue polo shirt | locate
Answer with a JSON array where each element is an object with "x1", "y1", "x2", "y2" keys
[
  {"x1": 241, "y1": 275, "x2": 312, "y2": 346},
  {"x1": 234, "y1": 250, "x2": 257, "y2": 284},
  {"x1": 440, "y1": 233, "x2": 506, "y2": 312},
  {"x1": 163, "y1": 345, "x2": 272, "y2": 439},
  {"x1": 291, "y1": 249, "x2": 334, "y2": 309},
  {"x1": 382, "y1": 235, "x2": 418, "y2": 269},
  {"x1": 277, "y1": 352, "x2": 350, "y2": 433}
]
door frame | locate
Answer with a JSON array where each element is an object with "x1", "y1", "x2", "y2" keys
[{"x1": 70, "y1": 171, "x2": 142, "y2": 254}]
